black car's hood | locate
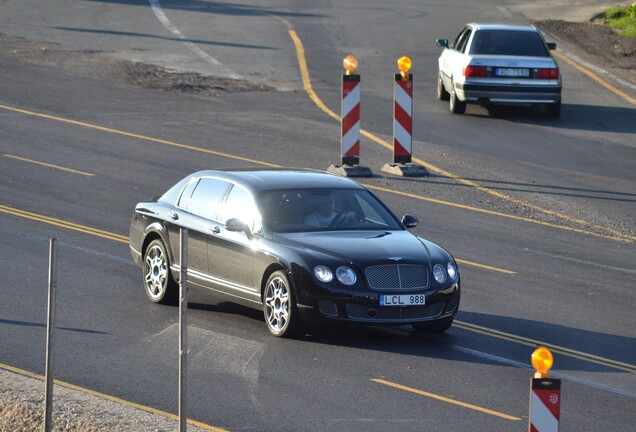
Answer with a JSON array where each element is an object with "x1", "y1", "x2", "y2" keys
[{"x1": 273, "y1": 230, "x2": 434, "y2": 266}]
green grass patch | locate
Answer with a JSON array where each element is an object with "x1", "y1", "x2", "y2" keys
[{"x1": 604, "y1": 4, "x2": 636, "y2": 38}]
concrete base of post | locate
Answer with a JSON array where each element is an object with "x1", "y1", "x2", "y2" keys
[
  {"x1": 327, "y1": 164, "x2": 374, "y2": 177},
  {"x1": 381, "y1": 163, "x2": 429, "y2": 177}
]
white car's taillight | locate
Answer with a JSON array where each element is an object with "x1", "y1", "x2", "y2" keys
[
  {"x1": 536, "y1": 67, "x2": 559, "y2": 79},
  {"x1": 463, "y1": 65, "x2": 488, "y2": 77}
]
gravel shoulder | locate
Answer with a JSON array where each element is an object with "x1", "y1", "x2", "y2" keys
[{"x1": 0, "y1": 368, "x2": 210, "y2": 432}]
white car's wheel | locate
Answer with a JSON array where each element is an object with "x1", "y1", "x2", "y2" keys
[
  {"x1": 437, "y1": 71, "x2": 450, "y2": 101},
  {"x1": 449, "y1": 81, "x2": 466, "y2": 114}
]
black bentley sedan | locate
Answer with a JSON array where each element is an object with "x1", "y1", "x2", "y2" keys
[{"x1": 129, "y1": 169, "x2": 460, "y2": 337}]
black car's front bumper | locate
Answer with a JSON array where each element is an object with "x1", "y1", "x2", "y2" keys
[{"x1": 295, "y1": 281, "x2": 460, "y2": 325}]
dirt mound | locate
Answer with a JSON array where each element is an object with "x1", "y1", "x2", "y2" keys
[{"x1": 535, "y1": 19, "x2": 636, "y2": 85}]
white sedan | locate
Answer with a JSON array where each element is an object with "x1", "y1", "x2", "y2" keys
[{"x1": 436, "y1": 23, "x2": 562, "y2": 117}]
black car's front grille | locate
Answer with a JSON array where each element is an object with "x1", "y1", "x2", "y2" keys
[
  {"x1": 365, "y1": 264, "x2": 429, "y2": 291},
  {"x1": 345, "y1": 302, "x2": 444, "y2": 321},
  {"x1": 318, "y1": 300, "x2": 338, "y2": 317},
  {"x1": 444, "y1": 296, "x2": 460, "y2": 314}
]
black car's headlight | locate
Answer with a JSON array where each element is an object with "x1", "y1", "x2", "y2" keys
[
  {"x1": 313, "y1": 265, "x2": 357, "y2": 286},
  {"x1": 447, "y1": 262, "x2": 458, "y2": 281},
  {"x1": 314, "y1": 265, "x2": 333, "y2": 283},
  {"x1": 433, "y1": 262, "x2": 459, "y2": 284},
  {"x1": 336, "y1": 266, "x2": 357, "y2": 285}
]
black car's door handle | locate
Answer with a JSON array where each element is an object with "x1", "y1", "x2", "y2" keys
[
  {"x1": 211, "y1": 226, "x2": 221, "y2": 234},
  {"x1": 169, "y1": 212, "x2": 179, "y2": 221}
]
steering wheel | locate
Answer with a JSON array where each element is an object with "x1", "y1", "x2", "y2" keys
[{"x1": 328, "y1": 212, "x2": 345, "y2": 228}]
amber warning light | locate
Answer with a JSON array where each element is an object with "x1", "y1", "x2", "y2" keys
[
  {"x1": 343, "y1": 55, "x2": 359, "y2": 75},
  {"x1": 531, "y1": 346, "x2": 554, "y2": 378},
  {"x1": 397, "y1": 56, "x2": 412, "y2": 80}
]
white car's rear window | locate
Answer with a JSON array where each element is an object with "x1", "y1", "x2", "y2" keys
[{"x1": 470, "y1": 30, "x2": 549, "y2": 57}]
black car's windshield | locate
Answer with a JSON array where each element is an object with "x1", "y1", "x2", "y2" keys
[
  {"x1": 470, "y1": 30, "x2": 549, "y2": 57},
  {"x1": 257, "y1": 188, "x2": 403, "y2": 233}
]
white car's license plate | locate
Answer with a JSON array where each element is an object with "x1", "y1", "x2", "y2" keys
[
  {"x1": 496, "y1": 68, "x2": 529, "y2": 77},
  {"x1": 379, "y1": 294, "x2": 425, "y2": 306}
]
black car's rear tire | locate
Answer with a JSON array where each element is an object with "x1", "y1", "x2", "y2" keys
[
  {"x1": 412, "y1": 316, "x2": 454, "y2": 334},
  {"x1": 263, "y1": 270, "x2": 301, "y2": 337},
  {"x1": 437, "y1": 71, "x2": 450, "y2": 101},
  {"x1": 449, "y1": 82, "x2": 466, "y2": 114},
  {"x1": 143, "y1": 239, "x2": 178, "y2": 305}
]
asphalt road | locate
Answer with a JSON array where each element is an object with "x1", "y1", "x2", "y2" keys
[{"x1": 1, "y1": 0, "x2": 635, "y2": 431}]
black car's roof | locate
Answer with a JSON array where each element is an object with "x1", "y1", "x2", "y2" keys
[{"x1": 189, "y1": 168, "x2": 365, "y2": 192}]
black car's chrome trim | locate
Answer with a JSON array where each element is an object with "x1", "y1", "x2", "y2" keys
[{"x1": 173, "y1": 266, "x2": 258, "y2": 297}]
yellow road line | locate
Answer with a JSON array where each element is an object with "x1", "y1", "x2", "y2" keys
[
  {"x1": 0, "y1": 104, "x2": 280, "y2": 168},
  {"x1": 454, "y1": 321, "x2": 636, "y2": 374},
  {"x1": 0, "y1": 102, "x2": 633, "y2": 243},
  {"x1": 0, "y1": 362, "x2": 228, "y2": 431},
  {"x1": 363, "y1": 183, "x2": 633, "y2": 242},
  {"x1": 455, "y1": 259, "x2": 516, "y2": 275},
  {"x1": 553, "y1": 51, "x2": 636, "y2": 105},
  {"x1": 3, "y1": 154, "x2": 95, "y2": 176},
  {"x1": 279, "y1": 20, "x2": 635, "y2": 244},
  {"x1": 0, "y1": 204, "x2": 128, "y2": 243},
  {"x1": 371, "y1": 378, "x2": 522, "y2": 421}
]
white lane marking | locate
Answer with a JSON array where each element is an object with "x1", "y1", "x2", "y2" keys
[
  {"x1": 148, "y1": 0, "x2": 240, "y2": 78},
  {"x1": 453, "y1": 345, "x2": 636, "y2": 399}
]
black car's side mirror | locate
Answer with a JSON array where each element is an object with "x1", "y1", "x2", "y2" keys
[
  {"x1": 225, "y1": 218, "x2": 253, "y2": 239},
  {"x1": 546, "y1": 42, "x2": 557, "y2": 51},
  {"x1": 401, "y1": 214, "x2": 419, "y2": 229},
  {"x1": 436, "y1": 39, "x2": 449, "y2": 48}
]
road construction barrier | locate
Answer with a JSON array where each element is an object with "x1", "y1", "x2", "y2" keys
[
  {"x1": 529, "y1": 346, "x2": 561, "y2": 432},
  {"x1": 382, "y1": 56, "x2": 428, "y2": 177},
  {"x1": 328, "y1": 55, "x2": 373, "y2": 177}
]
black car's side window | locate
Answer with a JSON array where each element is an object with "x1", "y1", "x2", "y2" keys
[
  {"x1": 219, "y1": 184, "x2": 261, "y2": 234},
  {"x1": 186, "y1": 178, "x2": 230, "y2": 220},
  {"x1": 177, "y1": 179, "x2": 199, "y2": 208}
]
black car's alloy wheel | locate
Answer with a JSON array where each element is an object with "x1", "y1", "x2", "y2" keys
[
  {"x1": 263, "y1": 270, "x2": 300, "y2": 337},
  {"x1": 143, "y1": 239, "x2": 178, "y2": 305}
]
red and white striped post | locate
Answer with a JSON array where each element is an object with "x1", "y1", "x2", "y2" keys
[
  {"x1": 382, "y1": 56, "x2": 428, "y2": 177},
  {"x1": 328, "y1": 55, "x2": 372, "y2": 177},
  {"x1": 393, "y1": 64, "x2": 413, "y2": 164},
  {"x1": 529, "y1": 346, "x2": 561, "y2": 432},
  {"x1": 342, "y1": 69, "x2": 361, "y2": 166}
]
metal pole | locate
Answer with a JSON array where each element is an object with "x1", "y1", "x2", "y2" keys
[
  {"x1": 179, "y1": 228, "x2": 188, "y2": 432},
  {"x1": 44, "y1": 238, "x2": 58, "y2": 432}
]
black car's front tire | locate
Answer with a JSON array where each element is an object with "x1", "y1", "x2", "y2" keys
[
  {"x1": 263, "y1": 270, "x2": 301, "y2": 338},
  {"x1": 143, "y1": 239, "x2": 178, "y2": 305},
  {"x1": 412, "y1": 316, "x2": 454, "y2": 334}
]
